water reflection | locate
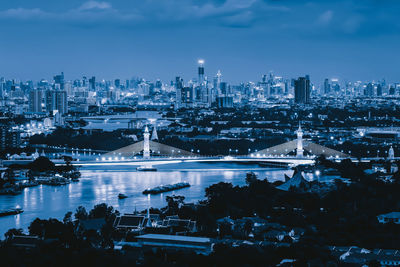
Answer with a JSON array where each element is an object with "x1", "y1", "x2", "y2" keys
[{"x1": 0, "y1": 162, "x2": 292, "y2": 237}]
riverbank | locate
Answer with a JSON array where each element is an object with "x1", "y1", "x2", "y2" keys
[{"x1": 0, "y1": 162, "x2": 292, "y2": 237}]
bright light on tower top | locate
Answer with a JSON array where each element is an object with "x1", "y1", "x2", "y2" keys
[{"x1": 198, "y1": 59, "x2": 205, "y2": 65}]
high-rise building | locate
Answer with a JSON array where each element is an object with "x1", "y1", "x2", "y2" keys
[
  {"x1": 198, "y1": 60, "x2": 205, "y2": 85},
  {"x1": 294, "y1": 76, "x2": 311, "y2": 104},
  {"x1": 114, "y1": 79, "x2": 121, "y2": 89},
  {"x1": 365, "y1": 83, "x2": 374, "y2": 96},
  {"x1": 182, "y1": 86, "x2": 194, "y2": 104},
  {"x1": 89, "y1": 76, "x2": 96, "y2": 91},
  {"x1": 46, "y1": 90, "x2": 68, "y2": 115},
  {"x1": 175, "y1": 77, "x2": 183, "y2": 109},
  {"x1": 324, "y1": 78, "x2": 330, "y2": 95},
  {"x1": 389, "y1": 86, "x2": 395, "y2": 95},
  {"x1": 216, "y1": 96, "x2": 233, "y2": 108},
  {"x1": 29, "y1": 89, "x2": 43, "y2": 113},
  {"x1": 214, "y1": 70, "x2": 222, "y2": 95},
  {"x1": 377, "y1": 84, "x2": 383, "y2": 96},
  {"x1": 54, "y1": 72, "x2": 65, "y2": 90}
]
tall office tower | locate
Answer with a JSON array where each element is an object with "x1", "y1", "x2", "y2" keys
[
  {"x1": 220, "y1": 82, "x2": 228, "y2": 96},
  {"x1": 54, "y1": 72, "x2": 65, "y2": 90},
  {"x1": 175, "y1": 77, "x2": 183, "y2": 108},
  {"x1": 82, "y1": 76, "x2": 87, "y2": 87},
  {"x1": 284, "y1": 80, "x2": 290, "y2": 95},
  {"x1": 365, "y1": 83, "x2": 374, "y2": 96},
  {"x1": 182, "y1": 86, "x2": 194, "y2": 104},
  {"x1": 294, "y1": 76, "x2": 311, "y2": 104},
  {"x1": 0, "y1": 77, "x2": 4, "y2": 98},
  {"x1": 89, "y1": 76, "x2": 96, "y2": 91},
  {"x1": 114, "y1": 79, "x2": 121, "y2": 89},
  {"x1": 198, "y1": 59, "x2": 205, "y2": 85},
  {"x1": 214, "y1": 70, "x2": 222, "y2": 94},
  {"x1": 0, "y1": 124, "x2": 7, "y2": 151},
  {"x1": 29, "y1": 89, "x2": 43, "y2": 113},
  {"x1": 377, "y1": 84, "x2": 383, "y2": 96},
  {"x1": 46, "y1": 90, "x2": 68, "y2": 115},
  {"x1": 155, "y1": 79, "x2": 162, "y2": 89},
  {"x1": 331, "y1": 79, "x2": 340, "y2": 94},
  {"x1": 389, "y1": 86, "x2": 395, "y2": 95},
  {"x1": 324, "y1": 78, "x2": 330, "y2": 94}
]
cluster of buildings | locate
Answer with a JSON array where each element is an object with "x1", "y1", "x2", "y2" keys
[{"x1": 0, "y1": 60, "x2": 398, "y2": 120}]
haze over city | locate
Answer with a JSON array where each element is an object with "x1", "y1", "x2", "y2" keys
[{"x1": 1, "y1": 0, "x2": 400, "y2": 83}]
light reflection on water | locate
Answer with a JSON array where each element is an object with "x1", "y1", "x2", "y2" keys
[{"x1": 0, "y1": 162, "x2": 292, "y2": 237}]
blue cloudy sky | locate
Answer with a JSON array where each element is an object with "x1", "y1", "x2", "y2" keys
[{"x1": 0, "y1": 0, "x2": 399, "y2": 84}]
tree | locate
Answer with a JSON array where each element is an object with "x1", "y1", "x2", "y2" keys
[
  {"x1": 29, "y1": 218, "x2": 46, "y2": 237},
  {"x1": 63, "y1": 212, "x2": 73, "y2": 224},
  {"x1": 165, "y1": 195, "x2": 185, "y2": 215},
  {"x1": 29, "y1": 156, "x2": 55, "y2": 172},
  {"x1": 245, "y1": 172, "x2": 258, "y2": 185},
  {"x1": 4, "y1": 228, "x2": 24, "y2": 240},
  {"x1": 74, "y1": 206, "x2": 88, "y2": 221},
  {"x1": 88, "y1": 203, "x2": 118, "y2": 222}
]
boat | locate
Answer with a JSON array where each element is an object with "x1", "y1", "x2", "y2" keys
[
  {"x1": 0, "y1": 208, "x2": 24, "y2": 217},
  {"x1": 118, "y1": 193, "x2": 128, "y2": 199},
  {"x1": 142, "y1": 182, "x2": 190, "y2": 195},
  {"x1": 137, "y1": 166, "x2": 157, "y2": 172}
]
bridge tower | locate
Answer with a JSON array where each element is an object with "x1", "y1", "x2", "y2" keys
[
  {"x1": 296, "y1": 124, "x2": 304, "y2": 158},
  {"x1": 151, "y1": 125, "x2": 158, "y2": 141},
  {"x1": 143, "y1": 126, "x2": 150, "y2": 159}
]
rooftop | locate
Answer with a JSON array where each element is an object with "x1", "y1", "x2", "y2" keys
[{"x1": 136, "y1": 234, "x2": 210, "y2": 243}]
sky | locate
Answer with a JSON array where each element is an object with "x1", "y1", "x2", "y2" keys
[{"x1": 0, "y1": 0, "x2": 399, "y2": 84}]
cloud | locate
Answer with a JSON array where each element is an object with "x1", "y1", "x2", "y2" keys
[
  {"x1": 78, "y1": 1, "x2": 112, "y2": 11},
  {"x1": 0, "y1": 0, "x2": 399, "y2": 35},
  {"x1": 0, "y1": 8, "x2": 50, "y2": 19},
  {"x1": 318, "y1": 10, "x2": 333, "y2": 25}
]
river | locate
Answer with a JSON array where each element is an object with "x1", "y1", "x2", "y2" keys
[{"x1": 0, "y1": 162, "x2": 292, "y2": 237}]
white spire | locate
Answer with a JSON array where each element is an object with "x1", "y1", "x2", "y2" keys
[
  {"x1": 296, "y1": 122, "x2": 304, "y2": 158},
  {"x1": 143, "y1": 126, "x2": 150, "y2": 159},
  {"x1": 151, "y1": 125, "x2": 158, "y2": 141}
]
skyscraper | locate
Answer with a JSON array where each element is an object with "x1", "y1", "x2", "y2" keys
[
  {"x1": 29, "y1": 89, "x2": 43, "y2": 113},
  {"x1": 365, "y1": 83, "x2": 374, "y2": 96},
  {"x1": 46, "y1": 90, "x2": 68, "y2": 115},
  {"x1": 175, "y1": 76, "x2": 183, "y2": 109},
  {"x1": 89, "y1": 76, "x2": 96, "y2": 91},
  {"x1": 323, "y1": 78, "x2": 330, "y2": 95},
  {"x1": 198, "y1": 59, "x2": 205, "y2": 85},
  {"x1": 377, "y1": 84, "x2": 382, "y2": 96},
  {"x1": 54, "y1": 72, "x2": 65, "y2": 90},
  {"x1": 294, "y1": 76, "x2": 311, "y2": 104}
]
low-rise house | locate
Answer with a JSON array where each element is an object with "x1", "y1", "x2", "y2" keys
[
  {"x1": 114, "y1": 215, "x2": 145, "y2": 231},
  {"x1": 130, "y1": 234, "x2": 212, "y2": 254},
  {"x1": 377, "y1": 212, "x2": 400, "y2": 224},
  {"x1": 331, "y1": 246, "x2": 400, "y2": 266}
]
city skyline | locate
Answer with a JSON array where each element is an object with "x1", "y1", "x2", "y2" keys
[{"x1": 0, "y1": 0, "x2": 399, "y2": 83}]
